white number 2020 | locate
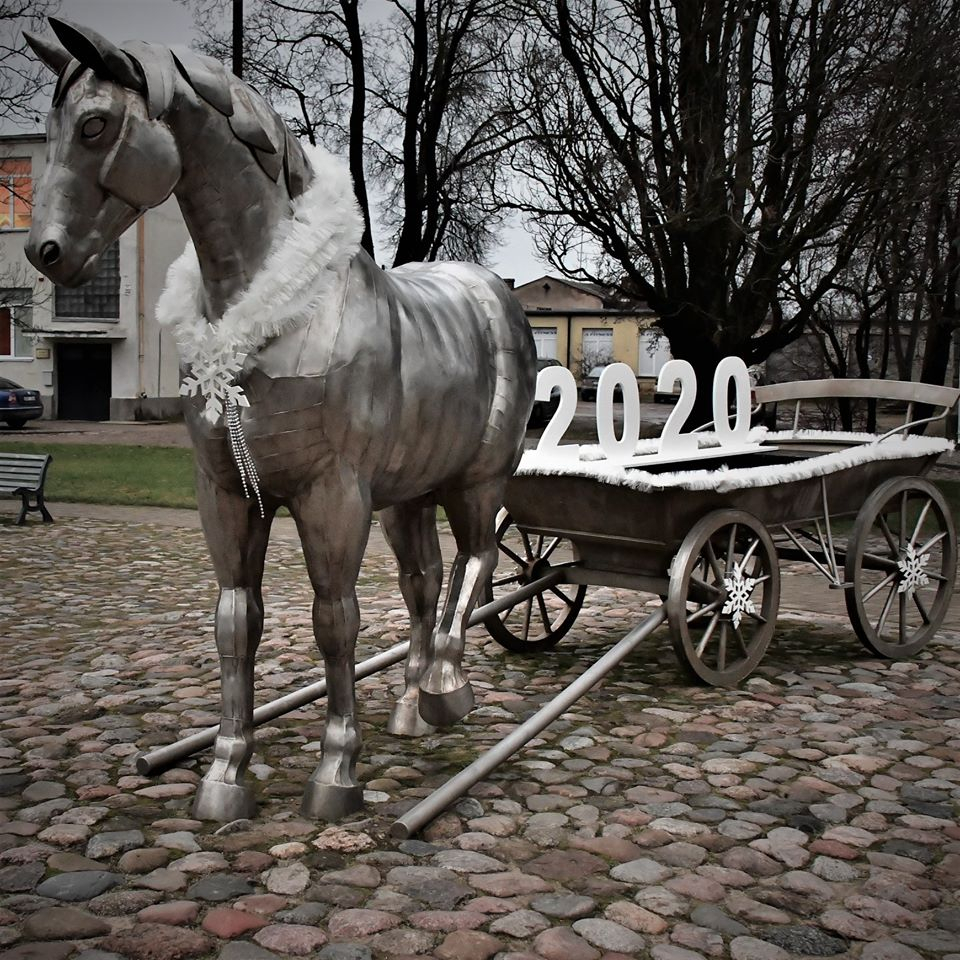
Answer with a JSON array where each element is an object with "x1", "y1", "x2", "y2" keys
[{"x1": 534, "y1": 356, "x2": 754, "y2": 465}]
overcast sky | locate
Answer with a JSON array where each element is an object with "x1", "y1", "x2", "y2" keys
[{"x1": 27, "y1": 0, "x2": 551, "y2": 284}]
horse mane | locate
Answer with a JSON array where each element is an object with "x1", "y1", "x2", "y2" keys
[{"x1": 54, "y1": 41, "x2": 312, "y2": 199}]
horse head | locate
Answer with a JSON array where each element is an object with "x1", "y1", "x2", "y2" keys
[{"x1": 24, "y1": 19, "x2": 181, "y2": 286}]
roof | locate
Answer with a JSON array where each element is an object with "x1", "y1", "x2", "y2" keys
[
  {"x1": 515, "y1": 273, "x2": 646, "y2": 309},
  {"x1": 0, "y1": 132, "x2": 46, "y2": 144}
]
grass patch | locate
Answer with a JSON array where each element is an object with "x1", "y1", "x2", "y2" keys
[
  {"x1": 3, "y1": 440, "x2": 959, "y2": 532},
  {"x1": 0, "y1": 442, "x2": 196, "y2": 509}
]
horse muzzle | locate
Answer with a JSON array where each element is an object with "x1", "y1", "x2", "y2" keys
[{"x1": 25, "y1": 228, "x2": 101, "y2": 286}]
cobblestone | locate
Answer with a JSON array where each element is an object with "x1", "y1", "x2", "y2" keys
[{"x1": 0, "y1": 512, "x2": 958, "y2": 959}]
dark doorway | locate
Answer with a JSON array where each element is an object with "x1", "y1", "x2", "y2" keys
[{"x1": 56, "y1": 342, "x2": 112, "y2": 420}]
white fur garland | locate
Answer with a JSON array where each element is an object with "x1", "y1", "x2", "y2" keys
[{"x1": 156, "y1": 145, "x2": 364, "y2": 423}]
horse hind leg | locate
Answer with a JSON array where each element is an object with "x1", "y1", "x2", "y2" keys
[
  {"x1": 381, "y1": 500, "x2": 442, "y2": 737},
  {"x1": 418, "y1": 478, "x2": 504, "y2": 727},
  {"x1": 292, "y1": 473, "x2": 372, "y2": 821},
  {"x1": 193, "y1": 474, "x2": 274, "y2": 822}
]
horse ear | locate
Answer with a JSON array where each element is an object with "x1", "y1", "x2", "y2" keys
[
  {"x1": 23, "y1": 29, "x2": 71, "y2": 75},
  {"x1": 48, "y1": 17, "x2": 144, "y2": 91}
]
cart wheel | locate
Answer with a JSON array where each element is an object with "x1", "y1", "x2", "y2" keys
[
  {"x1": 667, "y1": 509, "x2": 780, "y2": 686},
  {"x1": 844, "y1": 476, "x2": 956, "y2": 658},
  {"x1": 482, "y1": 510, "x2": 586, "y2": 653}
]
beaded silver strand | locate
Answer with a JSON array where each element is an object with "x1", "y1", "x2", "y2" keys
[{"x1": 226, "y1": 402, "x2": 265, "y2": 518}]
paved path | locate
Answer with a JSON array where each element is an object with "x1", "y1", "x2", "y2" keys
[{"x1": 0, "y1": 503, "x2": 958, "y2": 960}]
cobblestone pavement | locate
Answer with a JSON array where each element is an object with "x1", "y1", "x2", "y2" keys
[{"x1": 1, "y1": 512, "x2": 959, "y2": 960}]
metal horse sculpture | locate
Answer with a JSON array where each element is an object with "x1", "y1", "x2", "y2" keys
[{"x1": 25, "y1": 20, "x2": 535, "y2": 822}]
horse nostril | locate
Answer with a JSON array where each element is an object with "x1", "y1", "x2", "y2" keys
[{"x1": 39, "y1": 240, "x2": 61, "y2": 266}]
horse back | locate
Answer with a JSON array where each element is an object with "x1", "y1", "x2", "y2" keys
[{"x1": 190, "y1": 250, "x2": 535, "y2": 504}]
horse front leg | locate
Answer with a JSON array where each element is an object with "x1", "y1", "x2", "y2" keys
[
  {"x1": 418, "y1": 479, "x2": 504, "y2": 727},
  {"x1": 381, "y1": 500, "x2": 443, "y2": 737},
  {"x1": 193, "y1": 470, "x2": 274, "y2": 822},
  {"x1": 291, "y1": 473, "x2": 372, "y2": 821}
]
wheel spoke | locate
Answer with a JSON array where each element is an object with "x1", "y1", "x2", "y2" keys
[
  {"x1": 863, "y1": 570, "x2": 898, "y2": 603},
  {"x1": 541, "y1": 537, "x2": 562, "y2": 561},
  {"x1": 899, "y1": 491, "x2": 908, "y2": 552},
  {"x1": 732, "y1": 621, "x2": 750, "y2": 657},
  {"x1": 536, "y1": 592, "x2": 552, "y2": 632},
  {"x1": 876, "y1": 582, "x2": 898, "y2": 636},
  {"x1": 704, "y1": 541, "x2": 725, "y2": 583},
  {"x1": 520, "y1": 530, "x2": 534, "y2": 559},
  {"x1": 549, "y1": 586, "x2": 576, "y2": 607},
  {"x1": 861, "y1": 552, "x2": 898, "y2": 572},
  {"x1": 498, "y1": 542, "x2": 526, "y2": 566},
  {"x1": 878, "y1": 515, "x2": 900, "y2": 556},
  {"x1": 687, "y1": 598, "x2": 723, "y2": 625},
  {"x1": 910, "y1": 499, "x2": 933, "y2": 548},
  {"x1": 898, "y1": 592, "x2": 907, "y2": 646},
  {"x1": 492, "y1": 572, "x2": 523, "y2": 588},
  {"x1": 726, "y1": 524, "x2": 737, "y2": 575},
  {"x1": 689, "y1": 576, "x2": 724, "y2": 601},
  {"x1": 717, "y1": 622, "x2": 728, "y2": 671},
  {"x1": 695, "y1": 612, "x2": 721, "y2": 657},
  {"x1": 521, "y1": 597, "x2": 533, "y2": 641},
  {"x1": 535, "y1": 534, "x2": 544, "y2": 557},
  {"x1": 746, "y1": 608, "x2": 768, "y2": 625},
  {"x1": 741, "y1": 535, "x2": 761, "y2": 567},
  {"x1": 916, "y1": 530, "x2": 947, "y2": 557},
  {"x1": 913, "y1": 590, "x2": 931, "y2": 624}
]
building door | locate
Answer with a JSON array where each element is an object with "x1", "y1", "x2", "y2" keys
[
  {"x1": 532, "y1": 326, "x2": 558, "y2": 359},
  {"x1": 56, "y1": 342, "x2": 112, "y2": 420}
]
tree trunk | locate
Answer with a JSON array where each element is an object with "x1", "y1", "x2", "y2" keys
[{"x1": 661, "y1": 320, "x2": 722, "y2": 429}]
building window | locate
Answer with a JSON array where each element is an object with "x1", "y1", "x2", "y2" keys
[
  {"x1": 0, "y1": 158, "x2": 32, "y2": 230},
  {"x1": 581, "y1": 327, "x2": 613, "y2": 366},
  {"x1": 0, "y1": 290, "x2": 34, "y2": 358},
  {"x1": 638, "y1": 330, "x2": 672, "y2": 377},
  {"x1": 55, "y1": 241, "x2": 120, "y2": 319},
  {"x1": 532, "y1": 326, "x2": 558, "y2": 359}
]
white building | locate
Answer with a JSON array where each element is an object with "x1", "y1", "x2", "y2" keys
[{"x1": 0, "y1": 132, "x2": 187, "y2": 420}]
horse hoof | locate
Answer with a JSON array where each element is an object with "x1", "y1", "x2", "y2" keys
[
  {"x1": 417, "y1": 682, "x2": 475, "y2": 727},
  {"x1": 387, "y1": 700, "x2": 436, "y2": 737},
  {"x1": 301, "y1": 782, "x2": 364, "y2": 821},
  {"x1": 193, "y1": 780, "x2": 257, "y2": 822}
]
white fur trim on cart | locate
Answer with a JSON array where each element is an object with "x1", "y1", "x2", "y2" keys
[
  {"x1": 516, "y1": 429, "x2": 954, "y2": 494},
  {"x1": 156, "y1": 144, "x2": 364, "y2": 423}
]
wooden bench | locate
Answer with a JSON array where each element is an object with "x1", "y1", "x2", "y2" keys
[
  {"x1": 0, "y1": 453, "x2": 54, "y2": 525},
  {"x1": 752, "y1": 378, "x2": 960, "y2": 441}
]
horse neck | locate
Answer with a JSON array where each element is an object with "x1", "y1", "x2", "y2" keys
[{"x1": 168, "y1": 107, "x2": 291, "y2": 320}]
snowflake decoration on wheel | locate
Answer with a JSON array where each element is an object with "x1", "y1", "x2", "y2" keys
[
  {"x1": 722, "y1": 562, "x2": 757, "y2": 629},
  {"x1": 896, "y1": 543, "x2": 930, "y2": 595}
]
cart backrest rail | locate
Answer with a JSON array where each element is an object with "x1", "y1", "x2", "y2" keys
[{"x1": 752, "y1": 378, "x2": 960, "y2": 440}]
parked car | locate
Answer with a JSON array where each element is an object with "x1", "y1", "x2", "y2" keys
[
  {"x1": 529, "y1": 357, "x2": 563, "y2": 427},
  {"x1": 579, "y1": 364, "x2": 624, "y2": 402},
  {"x1": 0, "y1": 377, "x2": 43, "y2": 429}
]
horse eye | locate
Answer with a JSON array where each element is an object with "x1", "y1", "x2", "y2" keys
[{"x1": 81, "y1": 117, "x2": 106, "y2": 139}]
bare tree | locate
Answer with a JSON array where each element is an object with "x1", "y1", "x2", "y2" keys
[
  {"x1": 779, "y1": 0, "x2": 960, "y2": 426},
  {"x1": 507, "y1": 0, "x2": 942, "y2": 419},
  {"x1": 186, "y1": 0, "x2": 375, "y2": 255},
  {"x1": 0, "y1": 0, "x2": 59, "y2": 129},
  {"x1": 184, "y1": 0, "x2": 523, "y2": 266},
  {"x1": 368, "y1": 0, "x2": 524, "y2": 265}
]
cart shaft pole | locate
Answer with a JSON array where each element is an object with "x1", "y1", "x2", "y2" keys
[
  {"x1": 136, "y1": 640, "x2": 411, "y2": 775},
  {"x1": 466, "y1": 569, "x2": 565, "y2": 627},
  {"x1": 390, "y1": 605, "x2": 668, "y2": 840}
]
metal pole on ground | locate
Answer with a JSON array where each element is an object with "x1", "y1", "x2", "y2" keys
[
  {"x1": 136, "y1": 640, "x2": 411, "y2": 775},
  {"x1": 390, "y1": 605, "x2": 668, "y2": 839}
]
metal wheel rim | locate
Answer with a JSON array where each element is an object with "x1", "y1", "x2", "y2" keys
[
  {"x1": 482, "y1": 509, "x2": 586, "y2": 653},
  {"x1": 844, "y1": 476, "x2": 956, "y2": 658},
  {"x1": 667, "y1": 509, "x2": 780, "y2": 686}
]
